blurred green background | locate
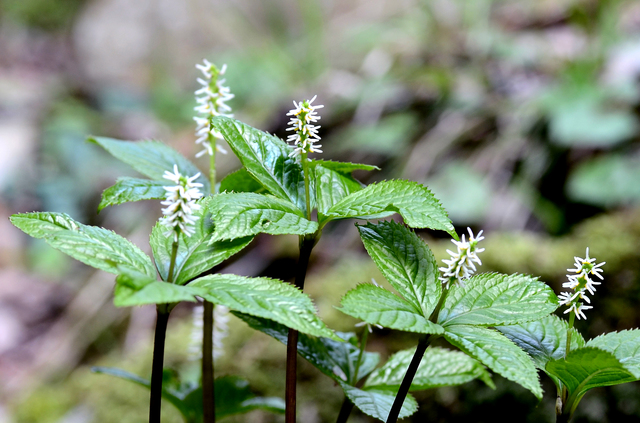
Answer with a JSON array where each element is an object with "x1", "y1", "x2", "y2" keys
[{"x1": 2, "y1": 0, "x2": 640, "y2": 421}]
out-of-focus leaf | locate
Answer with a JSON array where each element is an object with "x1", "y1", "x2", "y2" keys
[
  {"x1": 191, "y1": 274, "x2": 339, "y2": 340},
  {"x1": 98, "y1": 177, "x2": 166, "y2": 212}
]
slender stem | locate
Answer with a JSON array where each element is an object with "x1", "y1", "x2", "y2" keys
[
  {"x1": 565, "y1": 311, "x2": 575, "y2": 358},
  {"x1": 203, "y1": 301, "x2": 215, "y2": 422},
  {"x1": 336, "y1": 397, "x2": 355, "y2": 423},
  {"x1": 286, "y1": 235, "x2": 316, "y2": 423},
  {"x1": 557, "y1": 311, "x2": 576, "y2": 417},
  {"x1": 387, "y1": 334, "x2": 432, "y2": 423},
  {"x1": 149, "y1": 307, "x2": 170, "y2": 423},
  {"x1": 352, "y1": 327, "x2": 369, "y2": 385},
  {"x1": 167, "y1": 240, "x2": 179, "y2": 283},
  {"x1": 301, "y1": 152, "x2": 311, "y2": 220},
  {"x1": 556, "y1": 412, "x2": 572, "y2": 423}
]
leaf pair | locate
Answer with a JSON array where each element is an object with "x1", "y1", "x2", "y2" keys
[
  {"x1": 498, "y1": 316, "x2": 640, "y2": 415},
  {"x1": 339, "y1": 221, "x2": 559, "y2": 399}
]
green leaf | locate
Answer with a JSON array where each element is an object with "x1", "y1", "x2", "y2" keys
[
  {"x1": 357, "y1": 221, "x2": 440, "y2": 318},
  {"x1": 365, "y1": 347, "x2": 494, "y2": 391},
  {"x1": 339, "y1": 283, "x2": 444, "y2": 335},
  {"x1": 11, "y1": 212, "x2": 155, "y2": 277},
  {"x1": 310, "y1": 159, "x2": 380, "y2": 172},
  {"x1": 315, "y1": 164, "x2": 364, "y2": 216},
  {"x1": 150, "y1": 204, "x2": 252, "y2": 284},
  {"x1": 443, "y1": 325, "x2": 542, "y2": 399},
  {"x1": 546, "y1": 347, "x2": 636, "y2": 414},
  {"x1": 203, "y1": 193, "x2": 318, "y2": 242},
  {"x1": 339, "y1": 382, "x2": 418, "y2": 421},
  {"x1": 237, "y1": 314, "x2": 380, "y2": 384},
  {"x1": 497, "y1": 315, "x2": 586, "y2": 372},
  {"x1": 98, "y1": 177, "x2": 167, "y2": 212},
  {"x1": 89, "y1": 136, "x2": 210, "y2": 193},
  {"x1": 114, "y1": 268, "x2": 201, "y2": 306},
  {"x1": 587, "y1": 330, "x2": 640, "y2": 378},
  {"x1": 437, "y1": 273, "x2": 558, "y2": 327},
  {"x1": 190, "y1": 274, "x2": 339, "y2": 340},
  {"x1": 210, "y1": 116, "x2": 307, "y2": 214},
  {"x1": 219, "y1": 168, "x2": 265, "y2": 194},
  {"x1": 321, "y1": 180, "x2": 456, "y2": 238}
]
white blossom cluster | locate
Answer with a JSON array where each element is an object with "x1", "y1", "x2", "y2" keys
[
  {"x1": 161, "y1": 165, "x2": 204, "y2": 241},
  {"x1": 286, "y1": 95, "x2": 324, "y2": 157},
  {"x1": 188, "y1": 304, "x2": 230, "y2": 362},
  {"x1": 439, "y1": 228, "x2": 485, "y2": 287},
  {"x1": 558, "y1": 248, "x2": 605, "y2": 320},
  {"x1": 194, "y1": 60, "x2": 234, "y2": 158}
]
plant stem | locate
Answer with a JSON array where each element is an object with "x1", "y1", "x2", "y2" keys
[
  {"x1": 565, "y1": 311, "x2": 575, "y2": 358},
  {"x1": 149, "y1": 240, "x2": 179, "y2": 422},
  {"x1": 558, "y1": 311, "x2": 576, "y2": 416},
  {"x1": 301, "y1": 152, "x2": 311, "y2": 220},
  {"x1": 203, "y1": 301, "x2": 215, "y2": 423},
  {"x1": 149, "y1": 306, "x2": 170, "y2": 423},
  {"x1": 202, "y1": 128, "x2": 217, "y2": 423},
  {"x1": 336, "y1": 397, "x2": 355, "y2": 423},
  {"x1": 556, "y1": 412, "x2": 572, "y2": 423},
  {"x1": 286, "y1": 234, "x2": 316, "y2": 423},
  {"x1": 387, "y1": 334, "x2": 432, "y2": 423}
]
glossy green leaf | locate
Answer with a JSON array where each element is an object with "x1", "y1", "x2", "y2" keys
[
  {"x1": 203, "y1": 193, "x2": 318, "y2": 242},
  {"x1": 237, "y1": 314, "x2": 379, "y2": 384},
  {"x1": 339, "y1": 283, "x2": 444, "y2": 335},
  {"x1": 365, "y1": 346, "x2": 494, "y2": 391},
  {"x1": 210, "y1": 116, "x2": 307, "y2": 214},
  {"x1": 219, "y1": 168, "x2": 265, "y2": 194},
  {"x1": 321, "y1": 180, "x2": 456, "y2": 238},
  {"x1": 190, "y1": 274, "x2": 339, "y2": 340},
  {"x1": 150, "y1": 204, "x2": 252, "y2": 284},
  {"x1": 310, "y1": 159, "x2": 379, "y2": 173},
  {"x1": 98, "y1": 177, "x2": 166, "y2": 212},
  {"x1": 438, "y1": 273, "x2": 558, "y2": 327},
  {"x1": 497, "y1": 315, "x2": 586, "y2": 372},
  {"x1": 11, "y1": 212, "x2": 155, "y2": 277},
  {"x1": 358, "y1": 221, "x2": 440, "y2": 318},
  {"x1": 339, "y1": 382, "x2": 418, "y2": 421},
  {"x1": 89, "y1": 137, "x2": 210, "y2": 193},
  {"x1": 114, "y1": 268, "x2": 201, "y2": 306},
  {"x1": 315, "y1": 164, "x2": 364, "y2": 216},
  {"x1": 443, "y1": 325, "x2": 542, "y2": 399},
  {"x1": 546, "y1": 347, "x2": 636, "y2": 414},
  {"x1": 587, "y1": 330, "x2": 640, "y2": 378}
]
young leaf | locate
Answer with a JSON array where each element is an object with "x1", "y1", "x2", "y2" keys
[
  {"x1": 190, "y1": 274, "x2": 340, "y2": 340},
  {"x1": 237, "y1": 314, "x2": 380, "y2": 384},
  {"x1": 203, "y1": 193, "x2": 318, "y2": 242},
  {"x1": 11, "y1": 212, "x2": 155, "y2": 278},
  {"x1": 150, "y1": 205, "x2": 253, "y2": 284},
  {"x1": 320, "y1": 180, "x2": 456, "y2": 238},
  {"x1": 210, "y1": 116, "x2": 307, "y2": 214},
  {"x1": 89, "y1": 137, "x2": 210, "y2": 193},
  {"x1": 443, "y1": 325, "x2": 543, "y2": 399},
  {"x1": 365, "y1": 347, "x2": 494, "y2": 391},
  {"x1": 437, "y1": 273, "x2": 558, "y2": 327},
  {"x1": 315, "y1": 164, "x2": 364, "y2": 216},
  {"x1": 339, "y1": 382, "x2": 418, "y2": 421},
  {"x1": 357, "y1": 221, "x2": 440, "y2": 318},
  {"x1": 546, "y1": 347, "x2": 636, "y2": 414},
  {"x1": 497, "y1": 315, "x2": 586, "y2": 371},
  {"x1": 339, "y1": 283, "x2": 445, "y2": 335},
  {"x1": 587, "y1": 330, "x2": 640, "y2": 378},
  {"x1": 114, "y1": 268, "x2": 201, "y2": 307},
  {"x1": 98, "y1": 177, "x2": 167, "y2": 212},
  {"x1": 310, "y1": 159, "x2": 379, "y2": 172},
  {"x1": 219, "y1": 168, "x2": 265, "y2": 194}
]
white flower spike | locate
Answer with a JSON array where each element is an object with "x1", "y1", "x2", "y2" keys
[
  {"x1": 558, "y1": 248, "x2": 605, "y2": 320},
  {"x1": 439, "y1": 228, "x2": 485, "y2": 287},
  {"x1": 286, "y1": 95, "x2": 324, "y2": 157},
  {"x1": 161, "y1": 165, "x2": 204, "y2": 241},
  {"x1": 194, "y1": 60, "x2": 234, "y2": 158}
]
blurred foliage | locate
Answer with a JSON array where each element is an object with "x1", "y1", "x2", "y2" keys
[{"x1": 1, "y1": 0, "x2": 87, "y2": 30}]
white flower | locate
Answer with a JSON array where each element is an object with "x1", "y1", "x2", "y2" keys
[
  {"x1": 439, "y1": 228, "x2": 485, "y2": 287},
  {"x1": 559, "y1": 248, "x2": 604, "y2": 320},
  {"x1": 188, "y1": 304, "x2": 230, "y2": 362},
  {"x1": 161, "y1": 165, "x2": 204, "y2": 241},
  {"x1": 194, "y1": 60, "x2": 234, "y2": 158},
  {"x1": 286, "y1": 95, "x2": 324, "y2": 157}
]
